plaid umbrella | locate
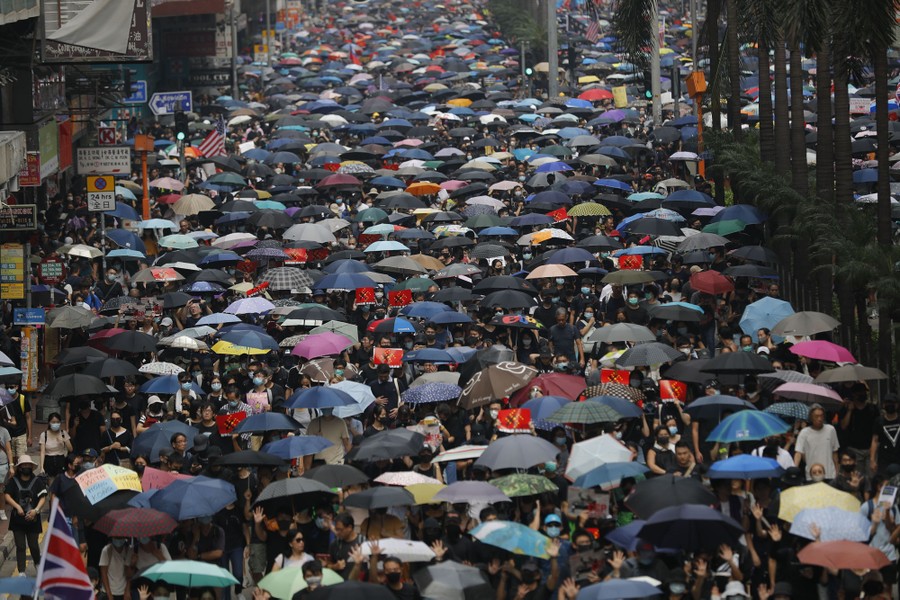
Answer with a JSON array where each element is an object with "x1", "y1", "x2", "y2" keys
[
  {"x1": 260, "y1": 267, "x2": 314, "y2": 290},
  {"x1": 401, "y1": 382, "x2": 463, "y2": 404},
  {"x1": 757, "y1": 369, "x2": 815, "y2": 393},
  {"x1": 548, "y1": 401, "x2": 623, "y2": 424},
  {"x1": 582, "y1": 383, "x2": 645, "y2": 402},
  {"x1": 94, "y1": 508, "x2": 177, "y2": 538}
]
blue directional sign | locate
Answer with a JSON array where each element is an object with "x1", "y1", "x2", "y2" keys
[
  {"x1": 124, "y1": 80, "x2": 147, "y2": 104},
  {"x1": 149, "y1": 91, "x2": 193, "y2": 116},
  {"x1": 12, "y1": 308, "x2": 45, "y2": 326}
]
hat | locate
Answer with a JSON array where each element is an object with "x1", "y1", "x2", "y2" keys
[
  {"x1": 689, "y1": 265, "x2": 703, "y2": 274},
  {"x1": 771, "y1": 582, "x2": 793, "y2": 598},
  {"x1": 193, "y1": 434, "x2": 210, "y2": 453},
  {"x1": 148, "y1": 395, "x2": 164, "y2": 406},
  {"x1": 544, "y1": 513, "x2": 562, "y2": 525},
  {"x1": 82, "y1": 448, "x2": 99, "y2": 458},
  {"x1": 368, "y1": 187, "x2": 378, "y2": 196},
  {"x1": 15, "y1": 455, "x2": 37, "y2": 468},
  {"x1": 780, "y1": 466, "x2": 805, "y2": 487},
  {"x1": 160, "y1": 317, "x2": 173, "y2": 327},
  {"x1": 756, "y1": 346, "x2": 770, "y2": 355},
  {"x1": 722, "y1": 582, "x2": 750, "y2": 598}
]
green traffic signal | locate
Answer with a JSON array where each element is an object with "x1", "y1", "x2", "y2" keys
[
  {"x1": 525, "y1": 67, "x2": 534, "y2": 76},
  {"x1": 176, "y1": 132, "x2": 186, "y2": 141},
  {"x1": 644, "y1": 89, "x2": 653, "y2": 100}
]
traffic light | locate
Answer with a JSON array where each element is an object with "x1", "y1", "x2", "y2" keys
[
  {"x1": 174, "y1": 111, "x2": 189, "y2": 141},
  {"x1": 567, "y1": 46, "x2": 577, "y2": 67},
  {"x1": 525, "y1": 66, "x2": 534, "y2": 77},
  {"x1": 642, "y1": 70, "x2": 653, "y2": 100}
]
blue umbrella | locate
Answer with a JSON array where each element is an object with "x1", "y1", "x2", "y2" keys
[
  {"x1": 105, "y1": 201, "x2": 139, "y2": 220},
  {"x1": 403, "y1": 348, "x2": 457, "y2": 363},
  {"x1": 200, "y1": 251, "x2": 243, "y2": 266},
  {"x1": 140, "y1": 375, "x2": 204, "y2": 396},
  {"x1": 577, "y1": 579, "x2": 662, "y2": 600},
  {"x1": 708, "y1": 454, "x2": 784, "y2": 479},
  {"x1": 286, "y1": 386, "x2": 357, "y2": 409},
  {"x1": 428, "y1": 311, "x2": 473, "y2": 325},
  {"x1": 764, "y1": 402, "x2": 811, "y2": 421},
  {"x1": 573, "y1": 462, "x2": 649, "y2": 489},
  {"x1": 614, "y1": 246, "x2": 668, "y2": 256},
  {"x1": 510, "y1": 213, "x2": 554, "y2": 227},
  {"x1": 401, "y1": 383, "x2": 463, "y2": 404},
  {"x1": 853, "y1": 168, "x2": 878, "y2": 184},
  {"x1": 792, "y1": 507, "x2": 871, "y2": 542},
  {"x1": 400, "y1": 301, "x2": 452, "y2": 318},
  {"x1": 131, "y1": 421, "x2": 200, "y2": 462},
  {"x1": 546, "y1": 247, "x2": 596, "y2": 264},
  {"x1": 521, "y1": 395, "x2": 571, "y2": 429},
  {"x1": 469, "y1": 520, "x2": 550, "y2": 558},
  {"x1": 584, "y1": 395, "x2": 643, "y2": 419},
  {"x1": 323, "y1": 259, "x2": 373, "y2": 274},
  {"x1": 663, "y1": 189, "x2": 715, "y2": 207},
  {"x1": 106, "y1": 229, "x2": 146, "y2": 253},
  {"x1": 107, "y1": 248, "x2": 146, "y2": 260},
  {"x1": 638, "y1": 504, "x2": 744, "y2": 551},
  {"x1": 233, "y1": 412, "x2": 302, "y2": 434},
  {"x1": 446, "y1": 347, "x2": 477, "y2": 363},
  {"x1": 711, "y1": 204, "x2": 767, "y2": 225},
  {"x1": 262, "y1": 435, "x2": 334, "y2": 459},
  {"x1": 181, "y1": 281, "x2": 225, "y2": 294},
  {"x1": 739, "y1": 297, "x2": 795, "y2": 342},
  {"x1": 707, "y1": 410, "x2": 791, "y2": 443},
  {"x1": 127, "y1": 489, "x2": 158, "y2": 508},
  {"x1": 479, "y1": 227, "x2": 518, "y2": 236},
  {"x1": 150, "y1": 476, "x2": 236, "y2": 520},
  {"x1": 220, "y1": 330, "x2": 280, "y2": 351},
  {"x1": 0, "y1": 576, "x2": 37, "y2": 596}
]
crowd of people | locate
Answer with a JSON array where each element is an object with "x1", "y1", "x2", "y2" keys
[{"x1": 0, "y1": 0, "x2": 897, "y2": 599}]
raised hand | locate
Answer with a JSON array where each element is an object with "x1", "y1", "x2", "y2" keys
[
  {"x1": 252, "y1": 506, "x2": 265, "y2": 524},
  {"x1": 768, "y1": 523, "x2": 782, "y2": 542},
  {"x1": 431, "y1": 539, "x2": 448, "y2": 561},
  {"x1": 608, "y1": 550, "x2": 625, "y2": 572},
  {"x1": 694, "y1": 557, "x2": 708, "y2": 578}
]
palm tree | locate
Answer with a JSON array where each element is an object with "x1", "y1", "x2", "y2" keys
[
  {"x1": 725, "y1": 0, "x2": 742, "y2": 140},
  {"x1": 772, "y1": 33, "x2": 790, "y2": 177},
  {"x1": 741, "y1": 0, "x2": 778, "y2": 162}
]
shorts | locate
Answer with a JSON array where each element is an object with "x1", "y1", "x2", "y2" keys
[
  {"x1": 881, "y1": 562, "x2": 898, "y2": 585},
  {"x1": 248, "y1": 543, "x2": 267, "y2": 574},
  {"x1": 10, "y1": 436, "x2": 26, "y2": 463},
  {"x1": 0, "y1": 463, "x2": 8, "y2": 492}
]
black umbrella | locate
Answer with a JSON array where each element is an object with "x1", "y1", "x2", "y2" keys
[
  {"x1": 701, "y1": 351, "x2": 775, "y2": 374},
  {"x1": 302, "y1": 464, "x2": 370, "y2": 488},
  {"x1": 285, "y1": 305, "x2": 345, "y2": 321},
  {"x1": 647, "y1": 303, "x2": 703, "y2": 322},
  {"x1": 413, "y1": 561, "x2": 494, "y2": 600},
  {"x1": 628, "y1": 217, "x2": 684, "y2": 237},
  {"x1": 347, "y1": 429, "x2": 426, "y2": 462},
  {"x1": 430, "y1": 237, "x2": 476, "y2": 250},
  {"x1": 729, "y1": 245, "x2": 779, "y2": 264},
  {"x1": 62, "y1": 486, "x2": 138, "y2": 522},
  {"x1": 162, "y1": 292, "x2": 193, "y2": 309},
  {"x1": 431, "y1": 287, "x2": 475, "y2": 302},
  {"x1": 215, "y1": 450, "x2": 286, "y2": 468},
  {"x1": 473, "y1": 276, "x2": 538, "y2": 294},
  {"x1": 614, "y1": 342, "x2": 684, "y2": 367},
  {"x1": 638, "y1": 504, "x2": 744, "y2": 550},
  {"x1": 661, "y1": 359, "x2": 741, "y2": 386},
  {"x1": 723, "y1": 264, "x2": 779, "y2": 278},
  {"x1": 254, "y1": 478, "x2": 337, "y2": 504},
  {"x1": 105, "y1": 331, "x2": 158, "y2": 353},
  {"x1": 342, "y1": 486, "x2": 415, "y2": 510},
  {"x1": 625, "y1": 474, "x2": 717, "y2": 519},
  {"x1": 683, "y1": 395, "x2": 757, "y2": 419},
  {"x1": 82, "y1": 358, "x2": 139, "y2": 378},
  {"x1": 481, "y1": 290, "x2": 537, "y2": 309},
  {"x1": 53, "y1": 346, "x2": 108, "y2": 365},
  {"x1": 308, "y1": 582, "x2": 395, "y2": 600},
  {"x1": 45, "y1": 374, "x2": 108, "y2": 398}
]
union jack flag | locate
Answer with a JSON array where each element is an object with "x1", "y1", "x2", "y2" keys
[
  {"x1": 198, "y1": 116, "x2": 227, "y2": 157},
  {"x1": 36, "y1": 499, "x2": 94, "y2": 600}
]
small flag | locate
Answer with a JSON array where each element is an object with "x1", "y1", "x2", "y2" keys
[
  {"x1": 374, "y1": 348, "x2": 403, "y2": 368},
  {"x1": 600, "y1": 369, "x2": 630, "y2": 385},
  {"x1": 389, "y1": 289, "x2": 412, "y2": 307},
  {"x1": 618, "y1": 255, "x2": 643, "y2": 270},
  {"x1": 355, "y1": 287, "x2": 376, "y2": 305},
  {"x1": 198, "y1": 116, "x2": 227, "y2": 157},
  {"x1": 660, "y1": 379, "x2": 687, "y2": 402},
  {"x1": 497, "y1": 408, "x2": 532, "y2": 433},
  {"x1": 36, "y1": 499, "x2": 94, "y2": 600},
  {"x1": 216, "y1": 411, "x2": 247, "y2": 435},
  {"x1": 585, "y1": 0, "x2": 601, "y2": 43},
  {"x1": 547, "y1": 207, "x2": 568, "y2": 223}
]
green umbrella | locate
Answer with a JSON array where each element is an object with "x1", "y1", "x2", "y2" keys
[
  {"x1": 548, "y1": 402, "x2": 623, "y2": 424},
  {"x1": 258, "y1": 567, "x2": 343, "y2": 599},
  {"x1": 489, "y1": 474, "x2": 558, "y2": 498},
  {"x1": 310, "y1": 320, "x2": 359, "y2": 343},
  {"x1": 356, "y1": 207, "x2": 389, "y2": 223},
  {"x1": 702, "y1": 219, "x2": 747, "y2": 236},
  {"x1": 207, "y1": 172, "x2": 247, "y2": 186},
  {"x1": 466, "y1": 214, "x2": 505, "y2": 229},
  {"x1": 395, "y1": 277, "x2": 437, "y2": 292},
  {"x1": 142, "y1": 560, "x2": 238, "y2": 589}
]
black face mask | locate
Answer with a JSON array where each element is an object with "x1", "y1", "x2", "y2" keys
[
  {"x1": 521, "y1": 571, "x2": 539, "y2": 584},
  {"x1": 386, "y1": 572, "x2": 402, "y2": 585},
  {"x1": 575, "y1": 543, "x2": 593, "y2": 553},
  {"x1": 841, "y1": 463, "x2": 856, "y2": 473}
]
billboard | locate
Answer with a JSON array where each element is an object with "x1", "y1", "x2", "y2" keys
[{"x1": 41, "y1": 0, "x2": 152, "y2": 63}]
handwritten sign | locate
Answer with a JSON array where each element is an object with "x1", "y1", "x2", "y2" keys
[{"x1": 76, "y1": 464, "x2": 141, "y2": 504}]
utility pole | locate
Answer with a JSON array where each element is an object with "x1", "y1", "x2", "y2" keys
[
  {"x1": 231, "y1": 1, "x2": 239, "y2": 98},
  {"x1": 547, "y1": 0, "x2": 559, "y2": 98},
  {"x1": 266, "y1": 0, "x2": 273, "y2": 66},
  {"x1": 650, "y1": 0, "x2": 662, "y2": 124}
]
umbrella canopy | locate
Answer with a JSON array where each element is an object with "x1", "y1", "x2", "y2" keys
[
  {"x1": 548, "y1": 401, "x2": 623, "y2": 424},
  {"x1": 739, "y1": 297, "x2": 796, "y2": 341},
  {"x1": 701, "y1": 351, "x2": 775, "y2": 374},
  {"x1": 233, "y1": 412, "x2": 301, "y2": 434},
  {"x1": 815, "y1": 364, "x2": 889, "y2": 383},
  {"x1": 255, "y1": 478, "x2": 337, "y2": 504},
  {"x1": 343, "y1": 487, "x2": 416, "y2": 510},
  {"x1": 349, "y1": 428, "x2": 427, "y2": 462},
  {"x1": 258, "y1": 567, "x2": 344, "y2": 599},
  {"x1": 262, "y1": 436, "x2": 333, "y2": 459},
  {"x1": 458, "y1": 362, "x2": 538, "y2": 409},
  {"x1": 797, "y1": 541, "x2": 890, "y2": 571},
  {"x1": 302, "y1": 464, "x2": 370, "y2": 488},
  {"x1": 433, "y1": 481, "x2": 510, "y2": 505},
  {"x1": 149, "y1": 476, "x2": 236, "y2": 520},
  {"x1": 474, "y1": 434, "x2": 560, "y2": 470},
  {"x1": 706, "y1": 410, "x2": 791, "y2": 443},
  {"x1": 614, "y1": 342, "x2": 683, "y2": 367},
  {"x1": 307, "y1": 581, "x2": 396, "y2": 600},
  {"x1": 638, "y1": 504, "x2": 744, "y2": 551},
  {"x1": 489, "y1": 473, "x2": 558, "y2": 498},
  {"x1": 771, "y1": 311, "x2": 840, "y2": 336},
  {"x1": 779, "y1": 482, "x2": 861, "y2": 522},
  {"x1": 413, "y1": 561, "x2": 494, "y2": 600},
  {"x1": 469, "y1": 520, "x2": 550, "y2": 558},
  {"x1": 93, "y1": 507, "x2": 177, "y2": 538},
  {"x1": 792, "y1": 507, "x2": 871, "y2": 542},
  {"x1": 707, "y1": 455, "x2": 784, "y2": 479},
  {"x1": 626, "y1": 475, "x2": 717, "y2": 519},
  {"x1": 773, "y1": 382, "x2": 844, "y2": 407},
  {"x1": 573, "y1": 462, "x2": 650, "y2": 490},
  {"x1": 142, "y1": 560, "x2": 239, "y2": 589},
  {"x1": 789, "y1": 340, "x2": 856, "y2": 363},
  {"x1": 45, "y1": 374, "x2": 108, "y2": 398},
  {"x1": 576, "y1": 579, "x2": 662, "y2": 600},
  {"x1": 566, "y1": 434, "x2": 633, "y2": 480}
]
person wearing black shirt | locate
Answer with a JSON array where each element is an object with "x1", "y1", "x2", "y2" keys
[
  {"x1": 327, "y1": 513, "x2": 362, "y2": 579},
  {"x1": 839, "y1": 386, "x2": 879, "y2": 474},
  {"x1": 367, "y1": 365, "x2": 407, "y2": 417},
  {"x1": 94, "y1": 268, "x2": 124, "y2": 304},
  {"x1": 70, "y1": 400, "x2": 106, "y2": 455},
  {"x1": 874, "y1": 394, "x2": 900, "y2": 475}
]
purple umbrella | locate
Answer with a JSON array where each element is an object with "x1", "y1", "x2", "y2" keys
[
  {"x1": 224, "y1": 297, "x2": 276, "y2": 315},
  {"x1": 291, "y1": 331, "x2": 355, "y2": 359}
]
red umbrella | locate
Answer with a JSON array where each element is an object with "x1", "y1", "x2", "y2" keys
[
  {"x1": 510, "y1": 372, "x2": 586, "y2": 406},
  {"x1": 798, "y1": 541, "x2": 890, "y2": 570},
  {"x1": 94, "y1": 507, "x2": 177, "y2": 538},
  {"x1": 578, "y1": 88, "x2": 613, "y2": 101},
  {"x1": 690, "y1": 270, "x2": 734, "y2": 295},
  {"x1": 317, "y1": 173, "x2": 363, "y2": 188}
]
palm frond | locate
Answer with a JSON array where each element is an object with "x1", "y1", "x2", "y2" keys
[{"x1": 612, "y1": 0, "x2": 654, "y2": 70}]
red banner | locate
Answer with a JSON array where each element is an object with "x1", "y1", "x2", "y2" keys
[
  {"x1": 373, "y1": 348, "x2": 403, "y2": 368},
  {"x1": 659, "y1": 379, "x2": 687, "y2": 402},
  {"x1": 216, "y1": 411, "x2": 247, "y2": 435},
  {"x1": 246, "y1": 281, "x2": 270, "y2": 297},
  {"x1": 388, "y1": 289, "x2": 412, "y2": 307},
  {"x1": 618, "y1": 255, "x2": 643, "y2": 271},
  {"x1": 235, "y1": 259, "x2": 257, "y2": 274},
  {"x1": 600, "y1": 369, "x2": 630, "y2": 385},
  {"x1": 284, "y1": 248, "x2": 307, "y2": 264},
  {"x1": 355, "y1": 287, "x2": 376, "y2": 305},
  {"x1": 497, "y1": 408, "x2": 532, "y2": 433},
  {"x1": 547, "y1": 207, "x2": 568, "y2": 223}
]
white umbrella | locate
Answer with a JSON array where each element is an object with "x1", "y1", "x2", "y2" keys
[
  {"x1": 139, "y1": 362, "x2": 185, "y2": 375},
  {"x1": 566, "y1": 434, "x2": 633, "y2": 479},
  {"x1": 283, "y1": 223, "x2": 337, "y2": 244},
  {"x1": 61, "y1": 244, "x2": 103, "y2": 259},
  {"x1": 329, "y1": 380, "x2": 376, "y2": 418},
  {"x1": 211, "y1": 232, "x2": 258, "y2": 249},
  {"x1": 357, "y1": 540, "x2": 435, "y2": 563}
]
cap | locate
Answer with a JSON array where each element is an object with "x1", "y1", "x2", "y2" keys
[
  {"x1": 544, "y1": 513, "x2": 562, "y2": 525},
  {"x1": 780, "y1": 466, "x2": 805, "y2": 487},
  {"x1": 689, "y1": 265, "x2": 702, "y2": 274},
  {"x1": 160, "y1": 317, "x2": 174, "y2": 327},
  {"x1": 193, "y1": 434, "x2": 210, "y2": 453},
  {"x1": 757, "y1": 346, "x2": 770, "y2": 355},
  {"x1": 148, "y1": 395, "x2": 164, "y2": 406},
  {"x1": 81, "y1": 448, "x2": 99, "y2": 458},
  {"x1": 722, "y1": 581, "x2": 750, "y2": 598}
]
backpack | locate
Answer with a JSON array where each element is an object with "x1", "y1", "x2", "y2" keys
[{"x1": 12, "y1": 477, "x2": 37, "y2": 514}]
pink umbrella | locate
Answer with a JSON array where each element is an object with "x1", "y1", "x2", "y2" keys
[
  {"x1": 790, "y1": 340, "x2": 856, "y2": 363},
  {"x1": 773, "y1": 382, "x2": 844, "y2": 407},
  {"x1": 291, "y1": 331, "x2": 355, "y2": 359}
]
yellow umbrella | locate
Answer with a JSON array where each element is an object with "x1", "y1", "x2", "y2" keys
[
  {"x1": 211, "y1": 340, "x2": 270, "y2": 356},
  {"x1": 568, "y1": 202, "x2": 612, "y2": 217},
  {"x1": 406, "y1": 483, "x2": 446, "y2": 505},
  {"x1": 778, "y1": 482, "x2": 861, "y2": 522},
  {"x1": 446, "y1": 98, "x2": 472, "y2": 107},
  {"x1": 578, "y1": 75, "x2": 601, "y2": 84}
]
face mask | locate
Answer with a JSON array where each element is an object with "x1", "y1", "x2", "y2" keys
[
  {"x1": 111, "y1": 419, "x2": 122, "y2": 428},
  {"x1": 545, "y1": 526, "x2": 561, "y2": 538},
  {"x1": 811, "y1": 474, "x2": 825, "y2": 483},
  {"x1": 84, "y1": 462, "x2": 96, "y2": 469},
  {"x1": 50, "y1": 423, "x2": 61, "y2": 432},
  {"x1": 581, "y1": 287, "x2": 590, "y2": 295},
  {"x1": 575, "y1": 543, "x2": 592, "y2": 553},
  {"x1": 518, "y1": 175, "x2": 526, "y2": 182},
  {"x1": 522, "y1": 339, "x2": 532, "y2": 348},
  {"x1": 404, "y1": 341, "x2": 414, "y2": 350},
  {"x1": 211, "y1": 383, "x2": 222, "y2": 392},
  {"x1": 555, "y1": 278, "x2": 565, "y2": 285},
  {"x1": 277, "y1": 518, "x2": 291, "y2": 530},
  {"x1": 252, "y1": 377, "x2": 264, "y2": 387},
  {"x1": 315, "y1": 517, "x2": 327, "y2": 529},
  {"x1": 139, "y1": 537, "x2": 151, "y2": 544},
  {"x1": 386, "y1": 572, "x2": 402, "y2": 585},
  {"x1": 155, "y1": 596, "x2": 170, "y2": 600},
  {"x1": 679, "y1": 347, "x2": 691, "y2": 356},
  {"x1": 555, "y1": 436, "x2": 567, "y2": 446},
  {"x1": 306, "y1": 576, "x2": 322, "y2": 586},
  {"x1": 181, "y1": 382, "x2": 192, "y2": 391},
  {"x1": 841, "y1": 463, "x2": 855, "y2": 473},
  {"x1": 584, "y1": 312, "x2": 593, "y2": 320},
  {"x1": 521, "y1": 571, "x2": 539, "y2": 584},
  {"x1": 615, "y1": 431, "x2": 623, "y2": 440},
  {"x1": 18, "y1": 467, "x2": 33, "y2": 477},
  {"x1": 638, "y1": 552, "x2": 655, "y2": 566},
  {"x1": 107, "y1": 274, "x2": 116, "y2": 282},
  {"x1": 192, "y1": 370, "x2": 200, "y2": 377},
  {"x1": 228, "y1": 400, "x2": 239, "y2": 408},
  {"x1": 112, "y1": 538, "x2": 127, "y2": 548},
  {"x1": 657, "y1": 437, "x2": 670, "y2": 446},
  {"x1": 334, "y1": 369, "x2": 344, "y2": 377},
  {"x1": 670, "y1": 583, "x2": 686, "y2": 594},
  {"x1": 668, "y1": 426, "x2": 678, "y2": 435},
  {"x1": 886, "y1": 404, "x2": 898, "y2": 413},
  {"x1": 375, "y1": 292, "x2": 384, "y2": 299},
  {"x1": 677, "y1": 327, "x2": 688, "y2": 335},
  {"x1": 336, "y1": 198, "x2": 344, "y2": 204},
  {"x1": 522, "y1": 253, "x2": 532, "y2": 260},
  {"x1": 6, "y1": 388, "x2": 16, "y2": 395},
  {"x1": 551, "y1": 297, "x2": 559, "y2": 304},
  {"x1": 135, "y1": 464, "x2": 145, "y2": 475},
  {"x1": 555, "y1": 362, "x2": 568, "y2": 371},
  {"x1": 628, "y1": 297, "x2": 639, "y2": 306},
  {"x1": 489, "y1": 410, "x2": 499, "y2": 420},
  {"x1": 495, "y1": 310, "x2": 503, "y2": 317},
  {"x1": 742, "y1": 345, "x2": 754, "y2": 352}
]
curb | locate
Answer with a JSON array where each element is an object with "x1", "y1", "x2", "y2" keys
[{"x1": 0, "y1": 528, "x2": 14, "y2": 568}]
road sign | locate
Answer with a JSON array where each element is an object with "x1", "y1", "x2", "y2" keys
[
  {"x1": 0, "y1": 204, "x2": 37, "y2": 231},
  {"x1": 0, "y1": 243, "x2": 25, "y2": 300},
  {"x1": 39, "y1": 257, "x2": 66, "y2": 285},
  {"x1": 77, "y1": 147, "x2": 132, "y2": 175},
  {"x1": 98, "y1": 126, "x2": 116, "y2": 146},
  {"x1": 13, "y1": 308, "x2": 45, "y2": 326},
  {"x1": 124, "y1": 80, "x2": 147, "y2": 104},
  {"x1": 149, "y1": 91, "x2": 192, "y2": 116},
  {"x1": 87, "y1": 175, "x2": 116, "y2": 211}
]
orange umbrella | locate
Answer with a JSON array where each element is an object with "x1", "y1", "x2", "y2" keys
[
  {"x1": 689, "y1": 270, "x2": 734, "y2": 295},
  {"x1": 525, "y1": 264, "x2": 579, "y2": 280},
  {"x1": 447, "y1": 98, "x2": 472, "y2": 108},
  {"x1": 406, "y1": 182, "x2": 442, "y2": 196},
  {"x1": 798, "y1": 541, "x2": 890, "y2": 570}
]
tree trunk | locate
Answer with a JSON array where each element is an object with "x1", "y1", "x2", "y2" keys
[
  {"x1": 788, "y1": 43, "x2": 808, "y2": 198},
  {"x1": 873, "y1": 48, "x2": 892, "y2": 246},
  {"x1": 773, "y1": 34, "x2": 790, "y2": 178},
  {"x1": 757, "y1": 42, "x2": 775, "y2": 162},
  {"x1": 814, "y1": 36, "x2": 834, "y2": 312},
  {"x1": 708, "y1": 0, "x2": 722, "y2": 132},
  {"x1": 833, "y1": 64, "x2": 852, "y2": 205},
  {"x1": 855, "y1": 291, "x2": 873, "y2": 366},
  {"x1": 835, "y1": 277, "x2": 856, "y2": 353},
  {"x1": 725, "y1": 0, "x2": 742, "y2": 139}
]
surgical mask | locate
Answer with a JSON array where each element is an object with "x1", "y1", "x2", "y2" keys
[
  {"x1": 518, "y1": 175, "x2": 526, "y2": 182},
  {"x1": 575, "y1": 543, "x2": 592, "y2": 553},
  {"x1": 404, "y1": 341, "x2": 414, "y2": 350},
  {"x1": 545, "y1": 526, "x2": 561, "y2": 538},
  {"x1": 306, "y1": 576, "x2": 322, "y2": 586},
  {"x1": 638, "y1": 552, "x2": 655, "y2": 566},
  {"x1": 181, "y1": 382, "x2": 192, "y2": 391},
  {"x1": 82, "y1": 462, "x2": 95, "y2": 470},
  {"x1": 811, "y1": 474, "x2": 825, "y2": 482},
  {"x1": 554, "y1": 436, "x2": 567, "y2": 446},
  {"x1": 111, "y1": 538, "x2": 127, "y2": 548},
  {"x1": 614, "y1": 431, "x2": 623, "y2": 440},
  {"x1": 18, "y1": 467, "x2": 32, "y2": 476},
  {"x1": 677, "y1": 327, "x2": 688, "y2": 335},
  {"x1": 489, "y1": 409, "x2": 499, "y2": 420},
  {"x1": 315, "y1": 517, "x2": 327, "y2": 529},
  {"x1": 252, "y1": 377, "x2": 264, "y2": 387},
  {"x1": 386, "y1": 572, "x2": 402, "y2": 584},
  {"x1": 50, "y1": 423, "x2": 61, "y2": 432},
  {"x1": 555, "y1": 362, "x2": 568, "y2": 371},
  {"x1": 555, "y1": 278, "x2": 565, "y2": 285},
  {"x1": 6, "y1": 387, "x2": 16, "y2": 395},
  {"x1": 657, "y1": 437, "x2": 670, "y2": 446},
  {"x1": 228, "y1": 400, "x2": 239, "y2": 408},
  {"x1": 155, "y1": 596, "x2": 170, "y2": 600},
  {"x1": 551, "y1": 297, "x2": 559, "y2": 304},
  {"x1": 522, "y1": 252, "x2": 532, "y2": 260},
  {"x1": 670, "y1": 583, "x2": 686, "y2": 594},
  {"x1": 679, "y1": 347, "x2": 692, "y2": 356},
  {"x1": 581, "y1": 287, "x2": 590, "y2": 295},
  {"x1": 107, "y1": 274, "x2": 116, "y2": 282},
  {"x1": 584, "y1": 312, "x2": 593, "y2": 320},
  {"x1": 668, "y1": 426, "x2": 678, "y2": 435},
  {"x1": 336, "y1": 198, "x2": 344, "y2": 204},
  {"x1": 628, "y1": 297, "x2": 639, "y2": 306},
  {"x1": 211, "y1": 383, "x2": 222, "y2": 392},
  {"x1": 334, "y1": 369, "x2": 344, "y2": 377},
  {"x1": 742, "y1": 345, "x2": 754, "y2": 352},
  {"x1": 375, "y1": 292, "x2": 384, "y2": 299}
]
